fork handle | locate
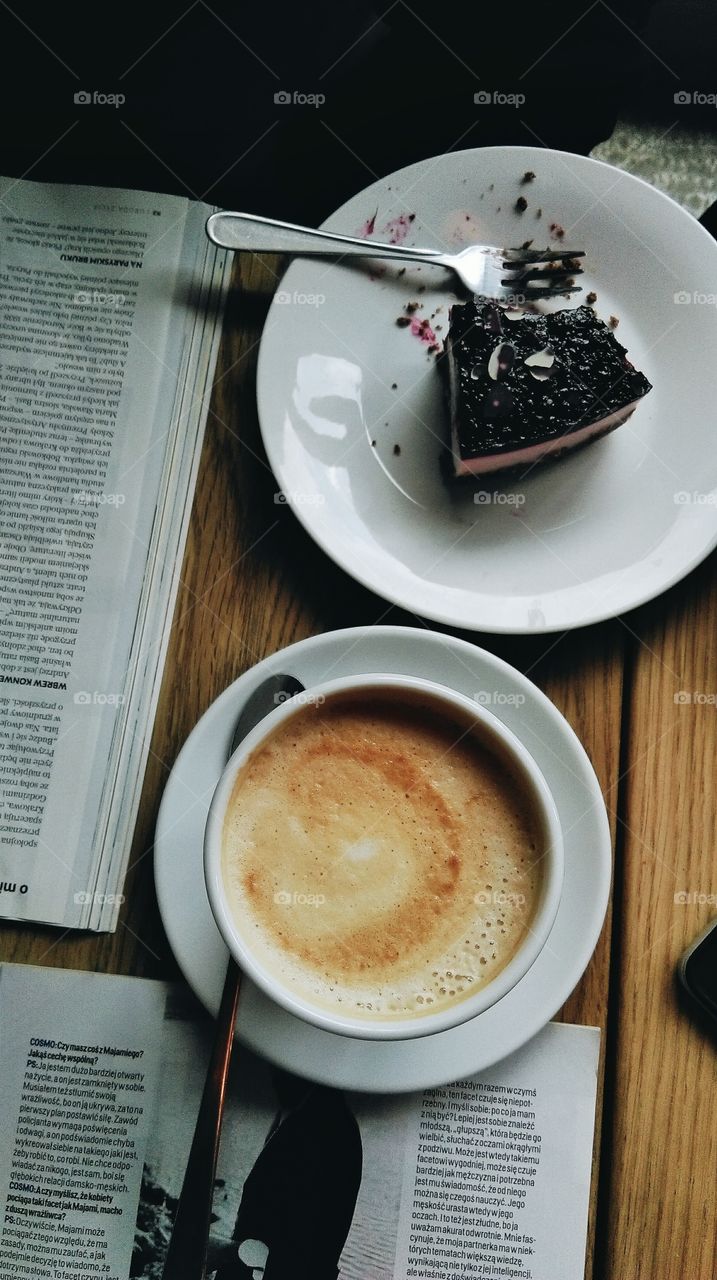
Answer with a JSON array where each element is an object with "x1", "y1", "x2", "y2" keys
[
  {"x1": 161, "y1": 957, "x2": 242, "y2": 1280},
  {"x1": 206, "y1": 209, "x2": 443, "y2": 264}
]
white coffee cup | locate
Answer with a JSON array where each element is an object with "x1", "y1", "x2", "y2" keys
[{"x1": 204, "y1": 673, "x2": 563, "y2": 1040}]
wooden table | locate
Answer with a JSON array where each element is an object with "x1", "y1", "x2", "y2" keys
[{"x1": 1, "y1": 251, "x2": 716, "y2": 1280}]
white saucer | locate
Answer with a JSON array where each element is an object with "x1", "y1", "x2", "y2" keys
[
  {"x1": 256, "y1": 145, "x2": 717, "y2": 633},
  {"x1": 154, "y1": 626, "x2": 611, "y2": 1092}
]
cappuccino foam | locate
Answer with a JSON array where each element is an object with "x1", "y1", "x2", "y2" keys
[{"x1": 221, "y1": 693, "x2": 544, "y2": 1021}]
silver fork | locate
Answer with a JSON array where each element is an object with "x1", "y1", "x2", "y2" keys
[{"x1": 206, "y1": 210, "x2": 584, "y2": 301}]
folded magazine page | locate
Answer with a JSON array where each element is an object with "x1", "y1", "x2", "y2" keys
[
  {"x1": 0, "y1": 177, "x2": 229, "y2": 930},
  {"x1": 0, "y1": 964, "x2": 166, "y2": 1280},
  {"x1": 0, "y1": 963, "x2": 599, "y2": 1280}
]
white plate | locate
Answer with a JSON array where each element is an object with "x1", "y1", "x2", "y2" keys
[
  {"x1": 256, "y1": 145, "x2": 717, "y2": 634},
  {"x1": 154, "y1": 626, "x2": 611, "y2": 1092}
]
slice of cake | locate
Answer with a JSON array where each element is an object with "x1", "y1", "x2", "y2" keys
[{"x1": 444, "y1": 300, "x2": 652, "y2": 477}]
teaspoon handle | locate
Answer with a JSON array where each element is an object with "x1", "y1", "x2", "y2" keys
[{"x1": 161, "y1": 957, "x2": 242, "y2": 1280}]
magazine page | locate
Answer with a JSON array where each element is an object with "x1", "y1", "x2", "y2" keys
[
  {"x1": 137, "y1": 1001, "x2": 600, "y2": 1280},
  {"x1": 83, "y1": 196, "x2": 231, "y2": 932},
  {"x1": 0, "y1": 963, "x2": 166, "y2": 1280},
  {"x1": 392, "y1": 1022, "x2": 600, "y2": 1280},
  {"x1": 0, "y1": 177, "x2": 229, "y2": 929},
  {"x1": 0, "y1": 963, "x2": 599, "y2": 1280}
]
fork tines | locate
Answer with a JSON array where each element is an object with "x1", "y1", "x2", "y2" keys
[
  {"x1": 509, "y1": 266, "x2": 584, "y2": 281},
  {"x1": 500, "y1": 246, "x2": 585, "y2": 297},
  {"x1": 503, "y1": 285, "x2": 583, "y2": 298},
  {"x1": 502, "y1": 248, "x2": 586, "y2": 266}
]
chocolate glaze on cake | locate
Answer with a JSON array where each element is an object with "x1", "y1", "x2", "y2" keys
[{"x1": 444, "y1": 300, "x2": 652, "y2": 477}]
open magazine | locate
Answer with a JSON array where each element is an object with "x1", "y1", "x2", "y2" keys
[
  {"x1": 0, "y1": 964, "x2": 600, "y2": 1280},
  {"x1": 0, "y1": 176, "x2": 230, "y2": 931}
]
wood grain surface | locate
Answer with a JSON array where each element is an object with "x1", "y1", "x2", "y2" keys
[
  {"x1": 599, "y1": 563, "x2": 717, "y2": 1280},
  {"x1": 1, "y1": 251, "x2": 714, "y2": 1280}
]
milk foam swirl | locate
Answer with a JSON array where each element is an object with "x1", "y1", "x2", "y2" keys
[{"x1": 221, "y1": 693, "x2": 543, "y2": 1020}]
